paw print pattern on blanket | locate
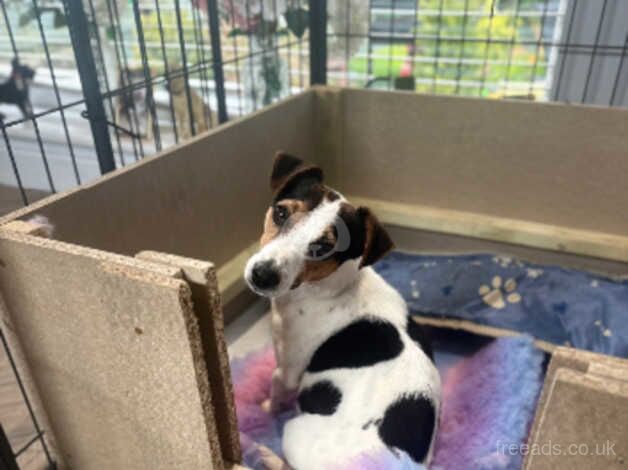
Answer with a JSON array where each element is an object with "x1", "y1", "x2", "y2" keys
[{"x1": 478, "y1": 276, "x2": 522, "y2": 309}]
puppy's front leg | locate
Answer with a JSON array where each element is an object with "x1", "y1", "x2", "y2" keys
[
  {"x1": 258, "y1": 445, "x2": 293, "y2": 470},
  {"x1": 261, "y1": 368, "x2": 293, "y2": 413},
  {"x1": 273, "y1": 367, "x2": 298, "y2": 411}
]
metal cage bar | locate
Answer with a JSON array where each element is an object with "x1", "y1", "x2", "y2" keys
[
  {"x1": 309, "y1": 0, "x2": 327, "y2": 85},
  {"x1": 0, "y1": 328, "x2": 55, "y2": 468},
  {"x1": 207, "y1": 0, "x2": 229, "y2": 123},
  {"x1": 582, "y1": 0, "x2": 610, "y2": 103},
  {"x1": 63, "y1": 0, "x2": 116, "y2": 175},
  {"x1": 131, "y1": 0, "x2": 162, "y2": 152},
  {"x1": 153, "y1": 0, "x2": 180, "y2": 144},
  {"x1": 110, "y1": 0, "x2": 145, "y2": 159},
  {"x1": 173, "y1": 0, "x2": 197, "y2": 136},
  {"x1": 86, "y1": 0, "x2": 127, "y2": 166},
  {"x1": 32, "y1": 0, "x2": 82, "y2": 185}
]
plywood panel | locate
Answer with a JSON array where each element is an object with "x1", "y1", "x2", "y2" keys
[
  {"x1": 1, "y1": 91, "x2": 316, "y2": 267},
  {"x1": 351, "y1": 196, "x2": 628, "y2": 266},
  {"x1": 0, "y1": 230, "x2": 220, "y2": 470},
  {"x1": 136, "y1": 251, "x2": 241, "y2": 464},
  {"x1": 525, "y1": 368, "x2": 628, "y2": 470},
  {"x1": 337, "y1": 89, "x2": 628, "y2": 236}
]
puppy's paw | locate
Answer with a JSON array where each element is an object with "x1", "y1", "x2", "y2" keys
[
  {"x1": 260, "y1": 398, "x2": 272, "y2": 413},
  {"x1": 261, "y1": 397, "x2": 286, "y2": 414},
  {"x1": 258, "y1": 445, "x2": 292, "y2": 470}
]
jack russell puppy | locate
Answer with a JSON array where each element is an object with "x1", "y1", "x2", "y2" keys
[{"x1": 244, "y1": 153, "x2": 441, "y2": 469}]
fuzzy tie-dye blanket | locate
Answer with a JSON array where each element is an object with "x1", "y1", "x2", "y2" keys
[{"x1": 231, "y1": 335, "x2": 544, "y2": 470}]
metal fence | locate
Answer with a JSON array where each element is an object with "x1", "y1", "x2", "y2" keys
[
  {"x1": 0, "y1": 0, "x2": 313, "y2": 205},
  {"x1": 326, "y1": 0, "x2": 628, "y2": 106},
  {"x1": 1, "y1": 1, "x2": 628, "y2": 207},
  {"x1": 0, "y1": 1, "x2": 627, "y2": 467}
]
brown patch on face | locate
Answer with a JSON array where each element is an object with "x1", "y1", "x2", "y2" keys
[
  {"x1": 260, "y1": 208, "x2": 278, "y2": 246},
  {"x1": 294, "y1": 258, "x2": 341, "y2": 286},
  {"x1": 357, "y1": 207, "x2": 394, "y2": 267},
  {"x1": 259, "y1": 199, "x2": 309, "y2": 246}
]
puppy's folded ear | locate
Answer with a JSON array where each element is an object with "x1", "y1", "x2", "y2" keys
[
  {"x1": 356, "y1": 207, "x2": 394, "y2": 268},
  {"x1": 271, "y1": 151, "x2": 323, "y2": 197},
  {"x1": 271, "y1": 152, "x2": 303, "y2": 190}
]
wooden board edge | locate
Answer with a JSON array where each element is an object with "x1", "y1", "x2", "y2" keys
[
  {"x1": 412, "y1": 316, "x2": 557, "y2": 354},
  {"x1": 138, "y1": 243, "x2": 256, "y2": 307},
  {"x1": 349, "y1": 196, "x2": 628, "y2": 265},
  {"x1": 0, "y1": 90, "x2": 317, "y2": 228}
]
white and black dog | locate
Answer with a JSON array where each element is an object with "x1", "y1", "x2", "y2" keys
[
  {"x1": 0, "y1": 58, "x2": 36, "y2": 121},
  {"x1": 244, "y1": 153, "x2": 441, "y2": 469}
]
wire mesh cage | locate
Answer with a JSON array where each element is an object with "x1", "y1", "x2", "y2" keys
[
  {"x1": 0, "y1": 1, "x2": 627, "y2": 468},
  {"x1": 326, "y1": 0, "x2": 628, "y2": 107},
  {"x1": 0, "y1": 0, "x2": 311, "y2": 207}
]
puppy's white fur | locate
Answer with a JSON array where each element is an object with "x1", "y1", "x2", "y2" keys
[
  {"x1": 246, "y1": 197, "x2": 440, "y2": 469},
  {"x1": 277, "y1": 265, "x2": 440, "y2": 469}
]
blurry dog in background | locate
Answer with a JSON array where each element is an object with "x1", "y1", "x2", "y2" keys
[
  {"x1": 0, "y1": 58, "x2": 36, "y2": 121},
  {"x1": 115, "y1": 67, "x2": 153, "y2": 139},
  {"x1": 166, "y1": 74, "x2": 217, "y2": 140}
]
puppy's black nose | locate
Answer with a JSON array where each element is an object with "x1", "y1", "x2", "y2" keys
[{"x1": 251, "y1": 260, "x2": 280, "y2": 290}]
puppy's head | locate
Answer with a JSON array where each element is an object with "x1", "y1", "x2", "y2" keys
[
  {"x1": 11, "y1": 58, "x2": 35, "y2": 89},
  {"x1": 244, "y1": 152, "x2": 393, "y2": 298},
  {"x1": 167, "y1": 75, "x2": 186, "y2": 95}
]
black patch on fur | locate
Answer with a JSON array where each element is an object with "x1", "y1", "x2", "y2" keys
[
  {"x1": 406, "y1": 316, "x2": 434, "y2": 362},
  {"x1": 356, "y1": 206, "x2": 394, "y2": 267},
  {"x1": 332, "y1": 204, "x2": 393, "y2": 267},
  {"x1": 332, "y1": 204, "x2": 367, "y2": 265},
  {"x1": 307, "y1": 318, "x2": 403, "y2": 372},
  {"x1": 274, "y1": 177, "x2": 325, "y2": 208},
  {"x1": 271, "y1": 154, "x2": 325, "y2": 207},
  {"x1": 271, "y1": 153, "x2": 303, "y2": 186},
  {"x1": 298, "y1": 381, "x2": 342, "y2": 415},
  {"x1": 378, "y1": 394, "x2": 436, "y2": 464}
]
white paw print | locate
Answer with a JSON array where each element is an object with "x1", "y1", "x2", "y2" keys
[
  {"x1": 594, "y1": 319, "x2": 612, "y2": 337},
  {"x1": 479, "y1": 276, "x2": 522, "y2": 309},
  {"x1": 526, "y1": 268, "x2": 544, "y2": 279},
  {"x1": 410, "y1": 280, "x2": 420, "y2": 299},
  {"x1": 492, "y1": 256, "x2": 513, "y2": 268}
]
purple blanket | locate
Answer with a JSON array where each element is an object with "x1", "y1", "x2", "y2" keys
[{"x1": 231, "y1": 335, "x2": 545, "y2": 470}]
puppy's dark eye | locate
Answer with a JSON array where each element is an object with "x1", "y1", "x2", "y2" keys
[
  {"x1": 307, "y1": 239, "x2": 335, "y2": 259},
  {"x1": 272, "y1": 205, "x2": 289, "y2": 226}
]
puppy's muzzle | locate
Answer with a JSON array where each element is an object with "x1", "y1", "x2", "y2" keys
[{"x1": 250, "y1": 260, "x2": 280, "y2": 291}]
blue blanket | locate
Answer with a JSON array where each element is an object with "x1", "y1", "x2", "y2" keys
[{"x1": 375, "y1": 252, "x2": 628, "y2": 358}]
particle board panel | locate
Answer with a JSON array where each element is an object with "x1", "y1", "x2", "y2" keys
[
  {"x1": 334, "y1": 88, "x2": 628, "y2": 236},
  {"x1": 350, "y1": 196, "x2": 628, "y2": 266},
  {"x1": 0, "y1": 230, "x2": 220, "y2": 470},
  {"x1": 524, "y1": 368, "x2": 628, "y2": 470},
  {"x1": 0, "y1": 91, "x2": 316, "y2": 268},
  {"x1": 136, "y1": 251, "x2": 241, "y2": 464}
]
